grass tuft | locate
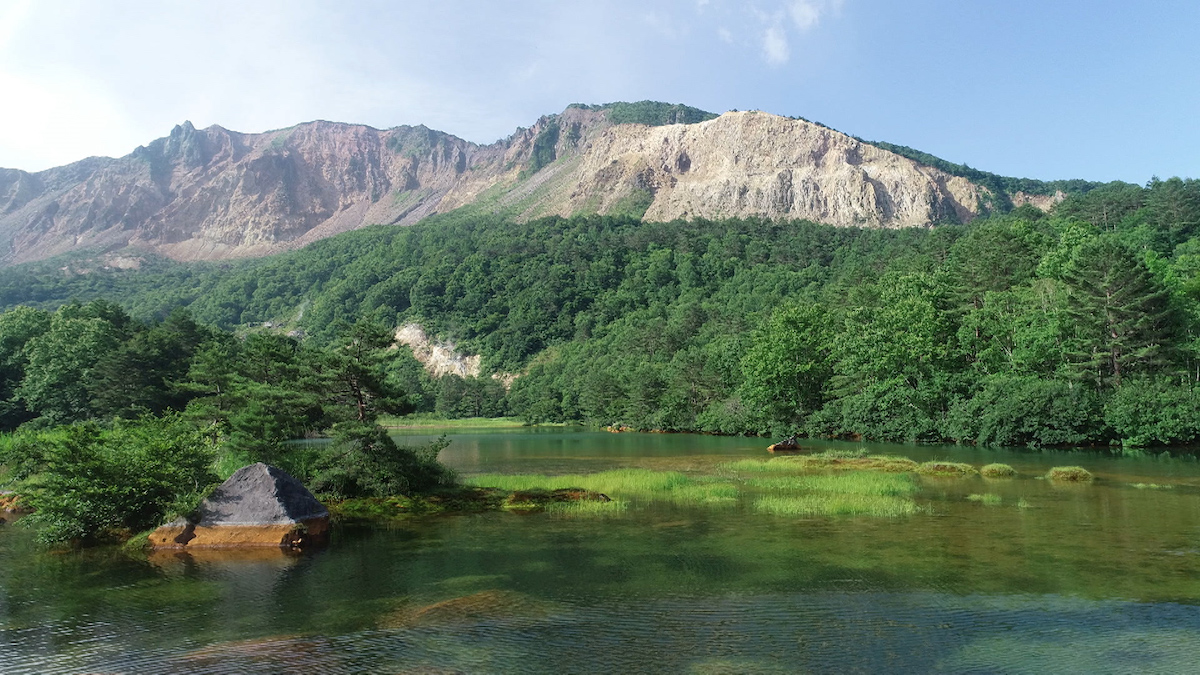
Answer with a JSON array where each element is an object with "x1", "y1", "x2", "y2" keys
[
  {"x1": 1130, "y1": 483, "x2": 1173, "y2": 490},
  {"x1": 753, "y1": 494, "x2": 921, "y2": 517},
  {"x1": 980, "y1": 463, "x2": 1016, "y2": 478},
  {"x1": 1045, "y1": 466, "x2": 1094, "y2": 482},
  {"x1": 467, "y1": 469, "x2": 736, "y2": 505},
  {"x1": 916, "y1": 461, "x2": 978, "y2": 477},
  {"x1": 966, "y1": 493, "x2": 1003, "y2": 506},
  {"x1": 721, "y1": 454, "x2": 918, "y2": 474}
]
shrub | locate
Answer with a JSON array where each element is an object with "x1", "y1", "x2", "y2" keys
[
  {"x1": 311, "y1": 423, "x2": 454, "y2": 498},
  {"x1": 1104, "y1": 376, "x2": 1200, "y2": 448},
  {"x1": 946, "y1": 377, "x2": 1102, "y2": 448},
  {"x1": 11, "y1": 415, "x2": 218, "y2": 544},
  {"x1": 980, "y1": 463, "x2": 1017, "y2": 478},
  {"x1": 1045, "y1": 466, "x2": 1094, "y2": 482}
]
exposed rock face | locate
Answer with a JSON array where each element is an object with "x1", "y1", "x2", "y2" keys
[
  {"x1": 394, "y1": 322, "x2": 482, "y2": 378},
  {"x1": 1, "y1": 106, "x2": 998, "y2": 266},
  {"x1": 150, "y1": 463, "x2": 329, "y2": 550}
]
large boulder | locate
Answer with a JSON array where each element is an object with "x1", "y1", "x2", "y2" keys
[{"x1": 150, "y1": 463, "x2": 329, "y2": 550}]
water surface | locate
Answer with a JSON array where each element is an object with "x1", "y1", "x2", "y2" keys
[{"x1": 3, "y1": 429, "x2": 1200, "y2": 673}]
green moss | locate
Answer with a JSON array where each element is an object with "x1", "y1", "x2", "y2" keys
[
  {"x1": 980, "y1": 463, "x2": 1017, "y2": 478},
  {"x1": 1045, "y1": 466, "x2": 1094, "y2": 482}
]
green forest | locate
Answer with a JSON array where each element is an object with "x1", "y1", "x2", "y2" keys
[{"x1": 3, "y1": 178, "x2": 1200, "y2": 452}]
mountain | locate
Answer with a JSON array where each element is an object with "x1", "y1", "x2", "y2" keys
[{"x1": 0, "y1": 102, "x2": 1066, "y2": 266}]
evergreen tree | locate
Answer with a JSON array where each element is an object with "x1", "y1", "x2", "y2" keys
[{"x1": 1061, "y1": 237, "x2": 1175, "y2": 388}]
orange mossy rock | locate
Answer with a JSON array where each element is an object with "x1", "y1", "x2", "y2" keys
[
  {"x1": 767, "y1": 437, "x2": 801, "y2": 453},
  {"x1": 150, "y1": 463, "x2": 329, "y2": 551}
]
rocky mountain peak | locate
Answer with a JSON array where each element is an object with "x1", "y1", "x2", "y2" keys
[{"x1": 0, "y1": 103, "x2": 1010, "y2": 265}]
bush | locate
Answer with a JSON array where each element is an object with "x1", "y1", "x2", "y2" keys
[
  {"x1": 311, "y1": 423, "x2": 455, "y2": 498},
  {"x1": 9, "y1": 415, "x2": 218, "y2": 544},
  {"x1": 1104, "y1": 376, "x2": 1200, "y2": 448},
  {"x1": 946, "y1": 377, "x2": 1102, "y2": 448}
]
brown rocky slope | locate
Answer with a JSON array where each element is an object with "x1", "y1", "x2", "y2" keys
[{"x1": 0, "y1": 106, "x2": 999, "y2": 266}]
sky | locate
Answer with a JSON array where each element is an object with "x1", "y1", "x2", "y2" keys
[{"x1": 0, "y1": 0, "x2": 1196, "y2": 183}]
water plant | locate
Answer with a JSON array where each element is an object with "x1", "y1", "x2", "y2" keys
[
  {"x1": 1130, "y1": 483, "x2": 1173, "y2": 490},
  {"x1": 753, "y1": 494, "x2": 921, "y2": 517},
  {"x1": 545, "y1": 500, "x2": 629, "y2": 518},
  {"x1": 1045, "y1": 466, "x2": 1094, "y2": 482},
  {"x1": 721, "y1": 454, "x2": 918, "y2": 474},
  {"x1": 966, "y1": 493, "x2": 1003, "y2": 506},
  {"x1": 916, "y1": 461, "x2": 978, "y2": 477},
  {"x1": 980, "y1": 463, "x2": 1017, "y2": 478},
  {"x1": 466, "y1": 469, "x2": 737, "y2": 505}
]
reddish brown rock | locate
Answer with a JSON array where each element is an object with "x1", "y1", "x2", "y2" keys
[{"x1": 150, "y1": 463, "x2": 329, "y2": 550}]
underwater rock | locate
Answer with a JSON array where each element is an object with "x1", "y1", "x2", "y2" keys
[{"x1": 150, "y1": 463, "x2": 329, "y2": 550}]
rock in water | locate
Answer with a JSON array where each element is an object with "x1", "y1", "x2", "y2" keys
[{"x1": 150, "y1": 463, "x2": 329, "y2": 550}]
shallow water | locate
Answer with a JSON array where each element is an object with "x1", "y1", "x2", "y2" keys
[{"x1": 4, "y1": 429, "x2": 1200, "y2": 673}]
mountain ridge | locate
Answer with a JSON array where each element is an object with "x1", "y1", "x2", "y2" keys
[{"x1": 0, "y1": 102, "x2": 1087, "y2": 266}]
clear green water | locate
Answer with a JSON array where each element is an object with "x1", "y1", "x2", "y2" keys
[{"x1": 4, "y1": 429, "x2": 1200, "y2": 673}]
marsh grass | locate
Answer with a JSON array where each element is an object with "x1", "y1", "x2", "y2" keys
[
  {"x1": 916, "y1": 461, "x2": 979, "y2": 477},
  {"x1": 545, "y1": 500, "x2": 629, "y2": 518},
  {"x1": 980, "y1": 463, "x2": 1016, "y2": 478},
  {"x1": 1016, "y1": 498, "x2": 1032, "y2": 509},
  {"x1": 753, "y1": 494, "x2": 921, "y2": 517},
  {"x1": 1131, "y1": 483, "x2": 1173, "y2": 490},
  {"x1": 722, "y1": 454, "x2": 918, "y2": 474},
  {"x1": 745, "y1": 472, "x2": 918, "y2": 497},
  {"x1": 1045, "y1": 466, "x2": 1094, "y2": 482},
  {"x1": 967, "y1": 493, "x2": 1003, "y2": 506},
  {"x1": 467, "y1": 469, "x2": 736, "y2": 505}
]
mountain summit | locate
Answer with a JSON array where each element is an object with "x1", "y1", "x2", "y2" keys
[{"x1": 0, "y1": 102, "x2": 1048, "y2": 265}]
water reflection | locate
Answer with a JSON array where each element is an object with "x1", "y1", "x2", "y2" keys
[{"x1": 4, "y1": 429, "x2": 1200, "y2": 672}]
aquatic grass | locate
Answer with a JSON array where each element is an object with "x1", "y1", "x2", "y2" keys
[
  {"x1": 967, "y1": 493, "x2": 1003, "y2": 506},
  {"x1": 467, "y1": 469, "x2": 735, "y2": 505},
  {"x1": 1045, "y1": 466, "x2": 1094, "y2": 482},
  {"x1": 746, "y1": 472, "x2": 918, "y2": 497},
  {"x1": 1131, "y1": 483, "x2": 1173, "y2": 490},
  {"x1": 1016, "y1": 498, "x2": 1032, "y2": 509},
  {"x1": 720, "y1": 454, "x2": 918, "y2": 474},
  {"x1": 753, "y1": 494, "x2": 921, "y2": 517},
  {"x1": 980, "y1": 463, "x2": 1017, "y2": 478},
  {"x1": 545, "y1": 499, "x2": 630, "y2": 518},
  {"x1": 916, "y1": 461, "x2": 978, "y2": 477}
]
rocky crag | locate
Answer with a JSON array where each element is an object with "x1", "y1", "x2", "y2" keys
[{"x1": 1, "y1": 104, "x2": 1008, "y2": 266}]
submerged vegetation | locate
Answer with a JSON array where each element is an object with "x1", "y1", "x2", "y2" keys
[{"x1": 1045, "y1": 466, "x2": 1095, "y2": 482}]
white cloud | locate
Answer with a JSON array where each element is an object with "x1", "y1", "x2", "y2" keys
[
  {"x1": 717, "y1": 27, "x2": 734, "y2": 43},
  {"x1": 789, "y1": 1, "x2": 822, "y2": 30},
  {"x1": 762, "y1": 25, "x2": 790, "y2": 65}
]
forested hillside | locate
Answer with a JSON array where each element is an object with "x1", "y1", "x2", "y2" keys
[{"x1": 3, "y1": 177, "x2": 1200, "y2": 449}]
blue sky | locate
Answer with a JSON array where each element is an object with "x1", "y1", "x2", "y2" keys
[{"x1": 1, "y1": 0, "x2": 1196, "y2": 183}]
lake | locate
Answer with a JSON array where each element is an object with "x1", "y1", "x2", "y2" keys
[{"x1": 3, "y1": 428, "x2": 1200, "y2": 673}]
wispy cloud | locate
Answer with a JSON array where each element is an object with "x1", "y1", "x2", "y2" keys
[
  {"x1": 762, "y1": 25, "x2": 790, "y2": 65},
  {"x1": 754, "y1": 0, "x2": 844, "y2": 66}
]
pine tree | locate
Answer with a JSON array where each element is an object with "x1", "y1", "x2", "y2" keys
[{"x1": 1061, "y1": 237, "x2": 1175, "y2": 388}]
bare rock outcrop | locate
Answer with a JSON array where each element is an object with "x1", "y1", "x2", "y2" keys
[
  {"x1": 150, "y1": 463, "x2": 329, "y2": 550},
  {"x1": 0, "y1": 106, "x2": 1005, "y2": 266}
]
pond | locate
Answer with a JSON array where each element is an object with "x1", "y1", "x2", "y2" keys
[{"x1": 4, "y1": 428, "x2": 1200, "y2": 673}]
